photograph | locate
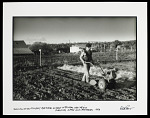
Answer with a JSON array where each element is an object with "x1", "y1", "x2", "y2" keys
[
  {"x1": 13, "y1": 17, "x2": 137, "y2": 101},
  {"x1": 3, "y1": 2, "x2": 147, "y2": 115}
]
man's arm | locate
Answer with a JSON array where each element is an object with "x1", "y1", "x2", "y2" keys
[{"x1": 80, "y1": 51, "x2": 85, "y2": 64}]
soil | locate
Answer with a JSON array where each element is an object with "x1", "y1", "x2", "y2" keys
[{"x1": 13, "y1": 66, "x2": 136, "y2": 101}]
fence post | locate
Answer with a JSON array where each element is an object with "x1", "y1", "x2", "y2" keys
[
  {"x1": 104, "y1": 43, "x2": 106, "y2": 53},
  {"x1": 116, "y1": 48, "x2": 118, "y2": 61},
  {"x1": 131, "y1": 46, "x2": 133, "y2": 51},
  {"x1": 39, "y1": 49, "x2": 41, "y2": 66}
]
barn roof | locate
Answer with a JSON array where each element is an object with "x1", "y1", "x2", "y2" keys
[
  {"x1": 13, "y1": 48, "x2": 34, "y2": 55},
  {"x1": 14, "y1": 40, "x2": 28, "y2": 48},
  {"x1": 14, "y1": 40, "x2": 34, "y2": 55}
]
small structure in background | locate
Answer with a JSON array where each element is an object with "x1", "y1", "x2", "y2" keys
[
  {"x1": 70, "y1": 43, "x2": 96, "y2": 53},
  {"x1": 13, "y1": 40, "x2": 34, "y2": 56},
  {"x1": 70, "y1": 44, "x2": 86, "y2": 53}
]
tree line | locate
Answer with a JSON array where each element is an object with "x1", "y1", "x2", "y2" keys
[{"x1": 28, "y1": 40, "x2": 136, "y2": 55}]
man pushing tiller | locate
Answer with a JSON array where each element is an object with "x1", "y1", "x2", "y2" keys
[
  {"x1": 80, "y1": 43, "x2": 94, "y2": 83},
  {"x1": 80, "y1": 43, "x2": 118, "y2": 91}
]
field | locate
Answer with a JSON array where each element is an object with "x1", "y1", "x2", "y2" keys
[{"x1": 13, "y1": 51, "x2": 136, "y2": 101}]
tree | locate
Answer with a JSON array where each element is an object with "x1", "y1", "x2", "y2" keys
[
  {"x1": 42, "y1": 44, "x2": 53, "y2": 55},
  {"x1": 109, "y1": 43, "x2": 115, "y2": 52},
  {"x1": 123, "y1": 42, "x2": 130, "y2": 50},
  {"x1": 113, "y1": 40, "x2": 122, "y2": 48},
  {"x1": 29, "y1": 42, "x2": 53, "y2": 55},
  {"x1": 130, "y1": 40, "x2": 136, "y2": 51}
]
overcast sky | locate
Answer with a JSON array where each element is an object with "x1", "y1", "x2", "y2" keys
[{"x1": 13, "y1": 17, "x2": 136, "y2": 44}]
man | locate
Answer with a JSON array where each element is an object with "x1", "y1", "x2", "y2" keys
[{"x1": 80, "y1": 43, "x2": 94, "y2": 83}]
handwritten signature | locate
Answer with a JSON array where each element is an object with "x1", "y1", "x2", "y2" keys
[{"x1": 120, "y1": 105, "x2": 134, "y2": 110}]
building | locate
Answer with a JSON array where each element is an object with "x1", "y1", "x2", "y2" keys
[
  {"x1": 70, "y1": 44, "x2": 86, "y2": 53},
  {"x1": 13, "y1": 40, "x2": 34, "y2": 55}
]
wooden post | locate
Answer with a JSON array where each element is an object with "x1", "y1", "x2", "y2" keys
[
  {"x1": 39, "y1": 49, "x2": 41, "y2": 66},
  {"x1": 116, "y1": 48, "x2": 118, "y2": 61},
  {"x1": 104, "y1": 43, "x2": 106, "y2": 52},
  {"x1": 131, "y1": 46, "x2": 133, "y2": 51}
]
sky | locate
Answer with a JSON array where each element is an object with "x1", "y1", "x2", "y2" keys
[{"x1": 13, "y1": 17, "x2": 136, "y2": 44}]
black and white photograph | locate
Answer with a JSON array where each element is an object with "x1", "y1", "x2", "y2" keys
[
  {"x1": 13, "y1": 17, "x2": 137, "y2": 101},
  {"x1": 3, "y1": 2, "x2": 147, "y2": 115}
]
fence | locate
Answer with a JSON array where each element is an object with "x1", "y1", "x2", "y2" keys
[{"x1": 13, "y1": 50, "x2": 136, "y2": 70}]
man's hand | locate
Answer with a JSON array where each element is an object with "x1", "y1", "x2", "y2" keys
[
  {"x1": 82, "y1": 61, "x2": 86, "y2": 64},
  {"x1": 92, "y1": 62, "x2": 94, "y2": 65},
  {"x1": 91, "y1": 61, "x2": 94, "y2": 66},
  {"x1": 102, "y1": 73, "x2": 106, "y2": 76}
]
